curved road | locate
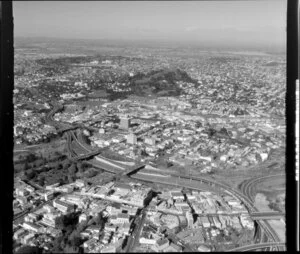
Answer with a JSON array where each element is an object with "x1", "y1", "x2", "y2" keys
[
  {"x1": 224, "y1": 242, "x2": 286, "y2": 252},
  {"x1": 240, "y1": 174, "x2": 285, "y2": 203}
]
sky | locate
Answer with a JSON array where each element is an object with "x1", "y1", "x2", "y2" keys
[{"x1": 13, "y1": 1, "x2": 286, "y2": 49}]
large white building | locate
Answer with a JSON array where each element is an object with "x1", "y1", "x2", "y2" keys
[
  {"x1": 119, "y1": 116, "x2": 130, "y2": 130},
  {"x1": 127, "y1": 133, "x2": 137, "y2": 144}
]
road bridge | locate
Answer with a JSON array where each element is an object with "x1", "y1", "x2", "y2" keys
[
  {"x1": 72, "y1": 149, "x2": 107, "y2": 160},
  {"x1": 98, "y1": 164, "x2": 146, "y2": 185},
  {"x1": 57, "y1": 125, "x2": 80, "y2": 133},
  {"x1": 123, "y1": 164, "x2": 146, "y2": 176},
  {"x1": 250, "y1": 211, "x2": 285, "y2": 220}
]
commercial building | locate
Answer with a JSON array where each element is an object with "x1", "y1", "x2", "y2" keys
[
  {"x1": 44, "y1": 191, "x2": 54, "y2": 201},
  {"x1": 79, "y1": 213, "x2": 88, "y2": 223},
  {"x1": 185, "y1": 211, "x2": 194, "y2": 228},
  {"x1": 13, "y1": 228, "x2": 26, "y2": 240},
  {"x1": 151, "y1": 238, "x2": 170, "y2": 252},
  {"x1": 22, "y1": 232, "x2": 35, "y2": 245},
  {"x1": 127, "y1": 133, "x2": 137, "y2": 144},
  {"x1": 119, "y1": 117, "x2": 130, "y2": 130},
  {"x1": 53, "y1": 199, "x2": 74, "y2": 213},
  {"x1": 22, "y1": 222, "x2": 41, "y2": 233},
  {"x1": 200, "y1": 216, "x2": 210, "y2": 228},
  {"x1": 145, "y1": 137, "x2": 156, "y2": 146}
]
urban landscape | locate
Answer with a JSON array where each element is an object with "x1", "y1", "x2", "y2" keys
[{"x1": 12, "y1": 1, "x2": 286, "y2": 253}]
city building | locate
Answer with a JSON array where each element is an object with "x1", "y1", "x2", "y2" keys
[
  {"x1": 53, "y1": 199, "x2": 74, "y2": 213},
  {"x1": 145, "y1": 137, "x2": 156, "y2": 146},
  {"x1": 22, "y1": 222, "x2": 41, "y2": 233},
  {"x1": 127, "y1": 133, "x2": 137, "y2": 145},
  {"x1": 119, "y1": 116, "x2": 130, "y2": 130},
  {"x1": 151, "y1": 238, "x2": 170, "y2": 252},
  {"x1": 186, "y1": 211, "x2": 194, "y2": 228}
]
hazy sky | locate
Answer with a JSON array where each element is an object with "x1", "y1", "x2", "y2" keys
[{"x1": 13, "y1": 1, "x2": 286, "y2": 48}]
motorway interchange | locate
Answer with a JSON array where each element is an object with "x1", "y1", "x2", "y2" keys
[{"x1": 43, "y1": 104, "x2": 286, "y2": 252}]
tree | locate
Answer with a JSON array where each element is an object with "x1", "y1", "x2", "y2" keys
[
  {"x1": 55, "y1": 213, "x2": 78, "y2": 231},
  {"x1": 42, "y1": 157, "x2": 47, "y2": 164},
  {"x1": 63, "y1": 160, "x2": 71, "y2": 170},
  {"x1": 22, "y1": 162, "x2": 29, "y2": 171},
  {"x1": 52, "y1": 235, "x2": 64, "y2": 252},
  {"x1": 82, "y1": 161, "x2": 90, "y2": 169},
  {"x1": 35, "y1": 160, "x2": 43, "y2": 167},
  {"x1": 54, "y1": 151, "x2": 61, "y2": 157},
  {"x1": 78, "y1": 166, "x2": 84, "y2": 174},
  {"x1": 68, "y1": 164, "x2": 77, "y2": 174},
  {"x1": 167, "y1": 161, "x2": 173, "y2": 168},
  {"x1": 24, "y1": 169, "x2": 36, "y2": 180},
  {"x1": 220, "y1": 127, "x2": 229, "y2": 136},
  {"x1": 68, "y1": 174, "x2": 76, "y2": 183},
  {"x1": 77, "y1": 162, "x2": 84, "y2": 173},
  {"x1": 55, "y1": 216, "x2": 66, "y2": 230},
  {"x1": 70, "y1": 236, "x2": 82, "y2": 248},
  {"x1": 85, "y1": 169, "x2": 97, "y2": 178},
  {"x1": 63, "y1": 175, "x2": 68, "y2": 183},
  {"x1": 63, "y1": 244, "x2": 79, "y2": 253},
  {"x1": 53, "y1": 162, "x2": 61, "y2": 171},
  {"x1": 38, "y1": 176, "x2": 45, "y2": 186},
  {"x1": 15, "y1": 246, "x2": 43, "y2": 254},
  {"x1": 26, "y1": 153, "x2": 36, "y2": 163}
]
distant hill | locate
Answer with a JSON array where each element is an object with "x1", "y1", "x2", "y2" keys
[{"x1": 128, "y1": 68, "x2": 197, "y2": 96}]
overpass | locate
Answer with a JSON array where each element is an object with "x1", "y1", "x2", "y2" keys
[
  {"x1": 225, "y1": 242, "x2": 286, "y2": 252},
  {"x1": 97, "y1": 163, "x2": 146, "y2": 185},
  {"x1": 72, "y1": 148, "x2": 107, "y2": 160},
  {"x1": 57, "y1": 123, "x2": 99, "y2": 134},
  {"x1": 123, "y1": 164, "x2": 146, "y2": 176},
  {"x1": 250, "y1": 211, "x2": 285, "y2": 220},
  {"x1": 57, "y1": 125, "x2": 81, "y2": 133}
]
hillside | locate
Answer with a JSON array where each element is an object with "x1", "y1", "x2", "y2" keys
[{"x1": 128, "y1": 68, "x2": 197, "y2": 96}]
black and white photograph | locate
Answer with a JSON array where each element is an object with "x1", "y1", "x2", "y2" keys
[{"x1": 1, "y1": 0, "x2": 297, "y2": 253}]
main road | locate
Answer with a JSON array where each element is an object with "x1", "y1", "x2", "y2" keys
[
  {"x1": 125, "y1": 207, "x2": 147, "y2": 252},
  {"x1": 224, "y1": 242, "x2": 286, "y2": 252}
]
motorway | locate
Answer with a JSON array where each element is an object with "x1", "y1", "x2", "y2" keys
[
  {"x1": 224, "y1": 242, "x2": 286, "y2": 252},
  {"x1": 239, "y1": 174, "x2": 285, "y2": 203},
  {"x1": 250, "y1": 211, "x2": 285, "y2": 219},
  {"x1": 44, "y1": 104, "x2": 285, "y2": 251},
  {"x1": 239, "y1": 174, "x2": 286, "y2": 248}
]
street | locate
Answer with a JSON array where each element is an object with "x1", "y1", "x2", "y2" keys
[{"x1": 125, "y1": 208, "x2": 148, "y2": 252}]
